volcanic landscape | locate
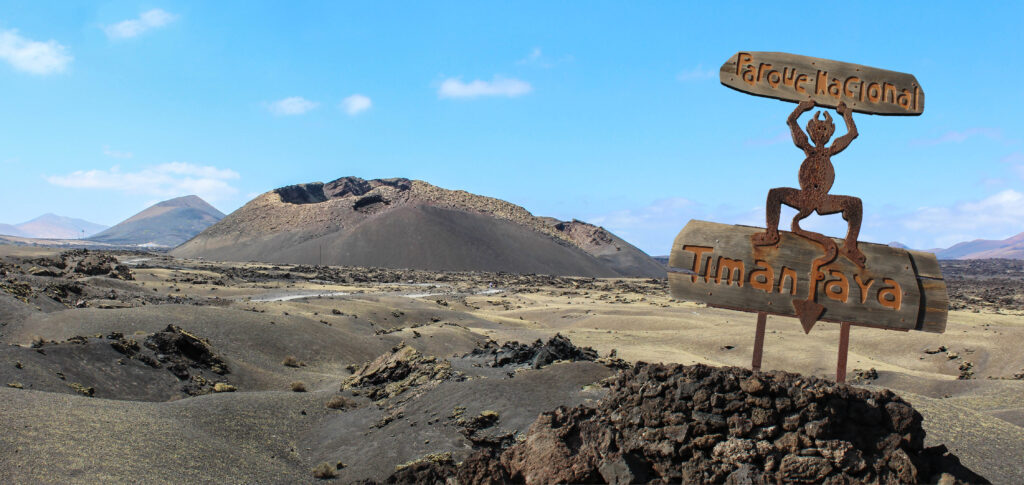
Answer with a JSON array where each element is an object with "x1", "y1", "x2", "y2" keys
[{"x1": 0, "y1": 178, "x2": 1021, "y2": 484}]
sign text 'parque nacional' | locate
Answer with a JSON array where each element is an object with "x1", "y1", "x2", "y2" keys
[{"x1": 720, "y1": 51, "x2": 924, "y2": 116}]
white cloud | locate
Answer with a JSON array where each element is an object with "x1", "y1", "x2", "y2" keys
[
  {"x1": 438, "y1": 76, "x2": 532, "y2": 99},
  {"x1": 46, "y1": 162, "x2": 240, "y2": 202},
  {"x1": 0, "y1": 29, "x2": 72, "y2": 75},
  {"x1": 268, "y1": 96, "x2": 319, "y2": 115},
  {"x1": 517, "y1": 47, "x2": 543, "y2": 65},
  {"x1": 103, "y1": 146, "x2": 133, "y2": 159},
  {"x1": 104, "y1": 9, "x2": 178, "y2": 39},
  {"x1": 341, "y1": 94, "x2": 372, "y2": 116},
  {"x1": 676, "y1": 64, "x2": 716, "y2": 81},
  {"x1": 899, "y1": 190, "x2": 1024, "y2": 247}
]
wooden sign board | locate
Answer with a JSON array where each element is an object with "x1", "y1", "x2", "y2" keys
[
  {"x1": 720, "y1": 51, "x2": 924, "y2": 116},
  {"x1": 668, "y1": 220, "x2": 947, "y2": 333}
]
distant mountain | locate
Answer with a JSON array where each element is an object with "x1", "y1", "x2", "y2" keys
[
  {"x1": 173, "y1": 177, "x2": 666, "y2": 277},
  {"x1": 0, "y1": 223, "x2": 26, "y2": 237},
  {"x1": 88, "y1": 195, "x2": 225, "y2": 247},
  {"x1": 887, "y1": 241, "x2": 909, "y2": 249},
  {"x1": 14, "y1": 213, "x2": 108, "y2": 239},
  {"x1": 935, "y1": 232, "x2": 1024, "y2": 260},
  {"x1": 0, "y1": 214, "x2": 107, "y2": 239}
]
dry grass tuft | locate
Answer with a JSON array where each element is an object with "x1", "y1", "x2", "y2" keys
[
  {"x1": 311, "y1": 461, "x2": 337, "y2": 479},
  {"x1": 291, "y1": 381, "x2": 307, "y2": 392},
  {"x1": 213, "y1": 382, "x2": 237, "y2": 393},
  {"x1": 325, "y1": 395, "x2": 357, "y2": 410},
  {"x1": 282, "y1": 355, "x2": 305, "y2": 367}
]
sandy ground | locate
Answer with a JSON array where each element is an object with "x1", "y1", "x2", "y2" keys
[{"x1": 0, "y1": 248, "x2": 1020, "y2": 483}]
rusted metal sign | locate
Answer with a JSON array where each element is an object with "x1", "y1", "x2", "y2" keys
[
  {"x1": 720, "y1": 51, "x2": 924, "y2": 115},
  {"x1": 669, "y1": 52, "x2": 945, "y2": 382},
  {"x1": 668, "y1": 220, "x2": 948, "y2": 333}
]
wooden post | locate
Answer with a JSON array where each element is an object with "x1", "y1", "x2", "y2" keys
[
  {"x1": 752, "y1": 312, "x2": 767, "y2": 372},
  {"x1": 837, "y1": 322, "x2": 851, "y2": 383}
]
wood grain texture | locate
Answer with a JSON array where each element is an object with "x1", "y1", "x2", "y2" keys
[
  {"x1": 668, "y1": 220, "x2": 947, "y2": 333},
  {"x1": 720, "y1": 51, "x2": 924, "y2": 116}
]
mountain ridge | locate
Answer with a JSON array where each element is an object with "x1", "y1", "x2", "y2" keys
[{"x1": 173, "y1": 177, "x2": 665, "y2": 277}]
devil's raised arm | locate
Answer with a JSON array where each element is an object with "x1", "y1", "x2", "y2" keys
[
  {"x1": 830, "y1": 102, "x2": 858, "y2": 156},
  {"x1": 788, "y1": 101, "x2": 814, "y2": 152}
]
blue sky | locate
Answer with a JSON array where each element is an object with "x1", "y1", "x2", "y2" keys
[{"x1": 1, "y1": 1, "x2": 1022, "y2": 254}]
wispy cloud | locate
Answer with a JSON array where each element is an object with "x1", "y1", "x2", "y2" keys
[
  {"x1": 910, "y1": 127, "x2": 1002, "y2": 146},
  {"x1": 898, "y1": 189, "x2": 1024, "y2": 248},
  {"x1": 104, "y1": 9, "x2": 178, "y2": 39},
  {"x1": 341, "y1": 94, "x2": 372, "y2": 116},
  {"x1": 676, "y1": 64, "x2": 716, "y2": 82},
  {"x1": 515, "y1": 47, "x2": 570, "y2": 68},
  {"x1": 438, "y1": 76, "x2": 532, "y2": 99},
  {"x1": 0, "y1": 29, "x2": 72, "y2": 75},
  {"x1": 588, "y1": 198, "x2": 764, "y2": 255},
  {"x1": 267, "y1": 96, "x2": 319, "y2": 116},
  {"x1": 103, "y1": 146, "x2": 133, "y2": 159},
  {"x1": 744, "y1": 131, "x2": 790, "y2": 147},
  {"x1": 46, "y1": 162, "x2": 240, "y2": 202}
]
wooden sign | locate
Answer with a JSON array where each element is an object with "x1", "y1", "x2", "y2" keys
[
  {"x1": 668, "y1": 220, "x2": 947, "y2": 333},
  {"x1": 720, "y1": 51, "x2": 924, "y2": 116}
]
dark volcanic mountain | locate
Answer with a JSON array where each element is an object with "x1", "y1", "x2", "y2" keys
[
  {"x1": 171, "y1": 177, "x2": 665, "y2": 277},
  {"x1": 90, "y1": 195, "x2": 225, "y2": 247}
]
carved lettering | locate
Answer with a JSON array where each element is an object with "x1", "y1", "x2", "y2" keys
[
  {"x1": 897, "y1": 89, "x2": 912, "y2": 109},
  {"x1": 736, "y1": 52, "x2": 753, "y2": 76},
  {"x1": 715, "y1": 257, "x2": 745, "y2": 287},
  {"x1": 843, "y1": 76, "x2": 861, "y2": 100},
  {"x1": 877, "y1": 278, "x2": 903, "y2": 310},
  {"x1": 778, "y1": 266, "x2": 798, "y2": 295},
  {"x1": 683, "y1": 245, "x2": 714, "y2": 283},
  {"x1": 827, "y1": 77, "x2": 841, "y2": 99},
  {"x1": 782, "y1": 67, "x2": 797, "y2": 87},
  {"x1": 883, "y1": 83, "x2": 897, "y2": 104},
  {"x1": 815, "y1": 70, "x2": 828, "y2": 95},
  {"x1": 748, "y1": 260, "x2": 774, "y2": 292},
  {"x1": 867, "y1": 82, "x2": 881, "y2": 102},
  {"x1": 853, "y1": 274, "x2": 874, "y2": 304},
  {"x1": 722, "y1": 52, "x2": 922, "y2": 114},
  {"x1": 824, "y1": 269, "x2": 850, "y2": 303},
  {"x1": 794, "y1": 74, "x2": 809, "y2": 94}
]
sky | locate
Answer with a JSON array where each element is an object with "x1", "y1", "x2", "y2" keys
[{"x1": 1, "y1": 1, "x2": 1022, "y2": 255}]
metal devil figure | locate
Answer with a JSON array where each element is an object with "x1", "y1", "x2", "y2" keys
[{"x1": 668, "y1": 52, "x2": 948, "y2": 382}]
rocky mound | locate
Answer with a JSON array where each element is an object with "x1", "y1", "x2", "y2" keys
[
  {"x1": 464, "y1": 334, "x2": 600, "y2": 369},
  {"x1": 375, "y1": 364, "x2": 986, "y2": 484},
  {"x1": 171, "y1": 177, "x2": 664, "y2": 278},
  {"x1": 343, "y1": 342, "x2": 463, "y2": 402},
  {"x1": 1, "y1": 325, "x2": 231, "y2": 401}
]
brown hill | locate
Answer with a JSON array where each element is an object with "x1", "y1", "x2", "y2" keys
[
  {"x1": 90, "y1": 195, "x2": 225, "y2": 247},
  {"x1": 935, "y1": 232, "x2": 1024, "y2": 259},
  {"x1": 171, "y1": 177, "x2": 664, "y2": 277}
]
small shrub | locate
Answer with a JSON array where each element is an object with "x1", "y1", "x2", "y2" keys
[
  {"x1": 311, "y1": 462, "x2": 337, "y2": 479},
  {"x1": 213, "y1": 382, "x2": 236, "y2": 393},
  {"x1": 325, "y1": 395, "x2": 356, "y2": 410},
  {"x1": 7, "y1": 382, "x2": 23, "y2": 389},
  {"x1": 291, "y1": 381, "x2": 307, "y2": 392},
  {"x1": 282, "y1": 356, "x2": 304, "y2": 368}
]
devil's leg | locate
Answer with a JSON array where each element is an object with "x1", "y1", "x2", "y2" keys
[
  {"x1": 818, "y1": 195, "x2": 865, "y2": 268},
  {"x1": 752, "y1": 187, "x2": 799, "y2": 246}
]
